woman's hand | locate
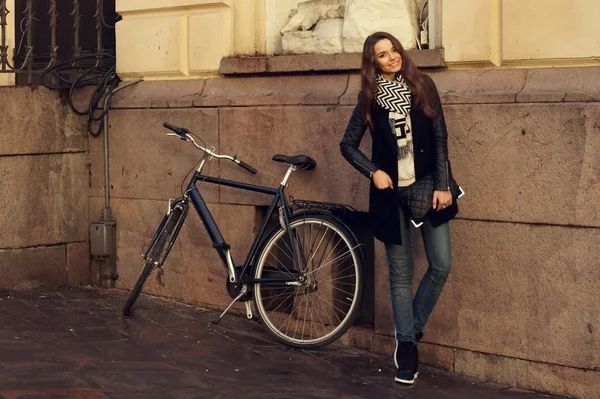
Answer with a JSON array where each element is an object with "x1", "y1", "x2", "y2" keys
[
  {"x1": 433, "y1": 190, "x2": 452, "y2": 211},
  {"x1": 372, "y1": 170, "x2": 393, "y2": 190}
]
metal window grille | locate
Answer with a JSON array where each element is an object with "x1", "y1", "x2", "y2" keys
[{"x1": 0, "y1": 0, "x2": 117, "y2": 86}]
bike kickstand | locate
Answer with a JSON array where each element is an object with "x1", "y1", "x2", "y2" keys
[{"x1": 211, "y1": 286, "x2": 247, "y2": 325}]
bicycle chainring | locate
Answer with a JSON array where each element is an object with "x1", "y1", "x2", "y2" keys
[{"x1": 226, "y1": 279, "x2": 252, "y2": 302}]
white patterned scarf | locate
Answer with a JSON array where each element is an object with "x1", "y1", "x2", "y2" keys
[{"x1": 375, "y1": 74, "x2": 416, "y2": 186}]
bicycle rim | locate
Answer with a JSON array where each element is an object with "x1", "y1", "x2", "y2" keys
[{"x1": 253, "y1": 216, "x2": 362, "y2": 348}]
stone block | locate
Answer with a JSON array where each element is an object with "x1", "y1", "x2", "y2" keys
[
  {"x1": 194, "y1": 75, "x2": 348, "y2": 106},
  {"x1": 419, "y1": 343, "x2": 455, "y2": 371},
  {"x1": 89, "y1": 108, "x2": 219, "y2": 203},
  {"x1": 67, "y1": 242, "x2": 91, "y2": 286},
  {"x1": 428, "y1": 69, "x2": 526, "y2": 104},
  {"x1": 106, "y1": 197, "x2": 257, "y2": 309},
  {"x1": 371, "y1": 332, "x2": 395, "y2": 356},
  {"x1": 0, "y1": 246, "x2": 66, "y2": 290},
  {"x1": 339, "y1": 73, "x2": 361, "y2": 105},
  {"x1": 455, "y1": 350, "x2": 600, "y2": 399},
  {"x1": 217, "y1": 106, "x2": 370, "y2": 211},
  {"x1": 338, "y1": 326, "x2": 374, "y2": 352},
  {"x1": 188, "y1": 9, "x2": 232, "y2": 72},
  {"x1": 0, "y1": 153, "x2": 88, "y2": 249},
  {"x1": 219, "y1": 50, "x2": 443, "y2": 75},
  {"x1": 518, "y1": 67, "x2": 600, "y2": 103},
  {"x1": 576, "y1": 105, "x2": 600, "y2": 227},
  {"x1": 0, "y1": 87, "x2": 86, "y2": 155},
  {"x1": 110, "y1": 80, "x2": 205, "y2": 109},
  {"x1": 426, "y1": 220, "x2": 600, "y2": 370},
  {"x1": 116, "y1": 16, "x2": 185, "y2": 76},
  {"x1": 445, "y1": 102, "x2": 599, "y2": 226}
]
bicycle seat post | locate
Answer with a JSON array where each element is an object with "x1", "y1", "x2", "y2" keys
[{"x1": 280, "y1": 165, "x2": 296, "y2": 187}]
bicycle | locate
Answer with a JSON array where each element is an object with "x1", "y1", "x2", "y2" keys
[{"x1": 122, "y1": 122, "x2": 364, "y2": 348}]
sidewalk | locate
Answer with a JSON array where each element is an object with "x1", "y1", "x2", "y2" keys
[{"x1": 0, "y1": 287, "x2": 561, "y2": 399}]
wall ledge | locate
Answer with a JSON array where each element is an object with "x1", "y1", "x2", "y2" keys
[{"x1": 220, "y1": 49, "x2": 445, "y2": 75}]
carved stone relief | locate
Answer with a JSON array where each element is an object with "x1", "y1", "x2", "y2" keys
[{"x1": 279, "y1": 0, "x2": 421, "y2": 54}]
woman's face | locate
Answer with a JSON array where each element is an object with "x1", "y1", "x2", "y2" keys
[{"x1": 373, "y1": 38, "x2": 402, "y2": 79}]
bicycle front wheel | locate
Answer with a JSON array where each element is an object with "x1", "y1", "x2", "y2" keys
[
  {"x1": 253, "y1": 213, "x2": 362, "y2": 348},
  {"x1": 122, "y1": 205, "x2": 184, "y2": 316}
]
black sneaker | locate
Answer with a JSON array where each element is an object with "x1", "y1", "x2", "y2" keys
[
  {"x1": 394, "y1": 341, "x2": 417, "y2": 385},
  {"x1": 394, "y1": 340, "x2": 420, "y2": 376}
]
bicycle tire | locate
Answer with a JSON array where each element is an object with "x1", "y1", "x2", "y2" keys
[
  {"x1": 253, "y1": 212, "x2": 362, "y2": 348},
  {"x1": 122, "y1": 206, "x2": 183, "y2": 316}
]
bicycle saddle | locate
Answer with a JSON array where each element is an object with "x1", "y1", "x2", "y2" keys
[{"x1": 272, "y1": 154, "x2": 316, "y2": 170}]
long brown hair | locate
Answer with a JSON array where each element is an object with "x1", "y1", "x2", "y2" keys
[{"x1": 360, "y1": 31, "x2": 436, "y2": 129}]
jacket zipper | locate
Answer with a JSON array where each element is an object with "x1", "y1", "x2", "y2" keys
[
  {"x1": 445, "y1": 160, "x2": 450, "y2": 190},
  {"x1": 353, "y1": 159, "x2": 374, "y2": 178}
]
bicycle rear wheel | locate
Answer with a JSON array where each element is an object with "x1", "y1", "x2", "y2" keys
[
  {"x1": 122, "y1": 205, "x2": 184, "y2": 316},
  {"x1": 253, "y1": 212, "x2": 362, "y2": 348}
]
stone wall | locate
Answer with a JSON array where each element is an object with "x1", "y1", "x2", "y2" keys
[
  {"x1": 97, "y1": 66, "x2": 600, "y2": 399},
  {"x1": 0, "y1": 87, "x2": 91, "y2": 289}
]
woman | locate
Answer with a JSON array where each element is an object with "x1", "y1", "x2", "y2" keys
[{"x1": 339, "y1": 31, "x2": 457, "y2": 385}]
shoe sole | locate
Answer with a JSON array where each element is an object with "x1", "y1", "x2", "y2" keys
[{"x1": 395, "y1": 376, "x2": 415, "y2": 385}]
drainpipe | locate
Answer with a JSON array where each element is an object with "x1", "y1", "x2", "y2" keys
[{"x1": 90, "y1": 79, "x2": 142, "y2": 288}]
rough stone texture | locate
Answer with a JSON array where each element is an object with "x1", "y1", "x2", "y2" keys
[
  {"x1": 89, "y1": 108, "x2": 219, "y2": 203},
  {"x1": 518, "y1": 67, "x2": 600, "y2": 103},
  {"x1": 343, "y1": 0, "x2": 419, "y2": 52},
  {"x1": 110, "y1": 79, "x2": 205, "y2": 109},
  {"x1": 280, "y1": 0, "x2": 345, "y2": 34},
  {"x1": 66, "y1": 242, "x2": 91, "y2": 286},
  {"x1": 0, "y1": 87, "x2": 87, "y2": 156},
  {"x1": 218, "y1": 106, "x2": 370, "y2": 210},
  {"x1": 0, "y1": 153, "x2": 89, "y2": 249},
  {"x1": 0, "y1": 246, "x2": 66, "y2": 290},
  {"x1": 282, "y1": 31, "x2": 318, "y2": 55},
  {"x1": 219, "y1": 50, "x2": 445, "y2": 75},
  {"x1": 339, "y1": 73, "x2": 362, "y2": 105},
  {"x1": 576, "y1": 105, "x2": 600, "y2": 227},
  {"x1": 445, "y1": 103, "x2": 600, "y2": 227},
  {"x1": 425, "y1": 219, "x2": 600, "y2": 370},
  {"x1": 419, "y1": 342, "x2": 455, "y2": 371},
  {"x1": 282, "y1": 19, "x2": 344, "y2": 55},
  {"x1": 77, "y1": 68, "x2": 600, "y2": 398},
  {"x1": 429, "y1": 69, "x2": 527, "y2": 104},
  {"x1": 455, "y1": 350, "x2": 600, "y2": 399},
  {"x1": 194, "y1": 75, "x2": 349, "y2": 106},
  {"x1": 96, "y1": 197, "x2": 257, "y2": 310}
]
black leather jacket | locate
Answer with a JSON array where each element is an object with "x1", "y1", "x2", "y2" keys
[
  {"x1": 340, "y1": 74, "x2": 450, "y2": 191},
  {"x1": 339, "y1": 74, "x2": 452, "y2": 244}
]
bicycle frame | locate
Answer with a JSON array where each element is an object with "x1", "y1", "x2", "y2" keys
[{"x1": 179, "y1": 168, "x2": 302, "y2": 287}]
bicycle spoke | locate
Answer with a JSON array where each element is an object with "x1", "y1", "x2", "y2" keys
[{"x1": 254, "y1": 217, "x2": 361, "y2": 347}]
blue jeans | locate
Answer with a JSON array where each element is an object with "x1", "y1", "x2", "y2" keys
[{"x1": 385, "y1": 204, "x2": 452, "y2": 343}]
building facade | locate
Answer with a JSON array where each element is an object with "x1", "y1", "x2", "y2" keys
[{"x1": 1, "y1": 1, "x2": 599, "y2": 398}]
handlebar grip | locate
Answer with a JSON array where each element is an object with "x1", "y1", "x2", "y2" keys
[
  {"x1": 238, "y1": 160, "x2": 257, "y2": 175},
  {"x1": 163, "y1": 122, "x2": 189, "y2": 137}
]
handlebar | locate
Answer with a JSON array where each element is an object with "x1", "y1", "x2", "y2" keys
[{"x1": 162, "y1": 122, "x2": 257, "y2": 175}]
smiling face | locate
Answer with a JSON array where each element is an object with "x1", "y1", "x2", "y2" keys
[{"x1": 373, "y1": 38, "x2": 403, "y2": 80}]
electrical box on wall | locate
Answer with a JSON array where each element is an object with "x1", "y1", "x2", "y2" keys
[{"x1": 90, "y1": 221, "x2": 115, "y2": 257}]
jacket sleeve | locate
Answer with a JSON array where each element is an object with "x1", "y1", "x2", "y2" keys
[
  {"x1": 428, "y1": 76, "x2": 450, "y2": 191},
  {"x1": 339, "y1": 94, "x2": 380, "y2": 178}
]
